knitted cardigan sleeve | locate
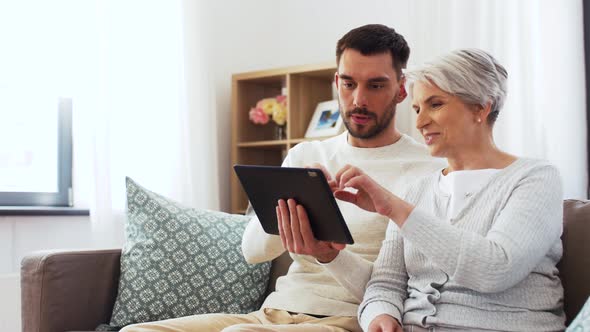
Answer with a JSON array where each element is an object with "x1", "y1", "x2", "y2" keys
[{"x1": 358, "y1": 221, "x2": 408, "y2": 330}]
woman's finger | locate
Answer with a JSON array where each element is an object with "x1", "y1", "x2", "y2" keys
[
  {"x1": 345, "y1": 174, "x2": 381, "y2": 199},
  {"x1": 334, "y1": 164, "x2": 353, "y2": 186},
  {"x1": 333, "y1": 190, "x2": 357, "y2": 204},
  {"x1": 338, "y1": 166, "x2": 361, "y2": 189},
  {"x1": 309, "y1": 163, "x2": 332, "y2": 182}
]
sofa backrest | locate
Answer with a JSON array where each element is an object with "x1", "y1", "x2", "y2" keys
[{"x1": 559, "y1": 199, "x2": 590, "y2": 325}]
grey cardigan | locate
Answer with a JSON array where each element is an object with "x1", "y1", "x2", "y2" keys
[{"x1": 359, "y1": 158, "x2": 565, "y2": 331}]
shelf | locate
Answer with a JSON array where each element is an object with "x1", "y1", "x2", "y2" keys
[
  {"x1": 231, "y1": 62, "x2": 338, "y2": 213},
  {"x1": 237, "y1": 140, "x2": 288, "y2": 148},
  {"x1": 236, "y1": 136, "x2": 337, "y2": 149},
  {"x1": 231, "y1": 61, "x2": 334, "y2": 81}
]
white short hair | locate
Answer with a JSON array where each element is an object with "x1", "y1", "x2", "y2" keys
[{"x1": 407, "y1": 49, "x2": 508, "y2": 124}]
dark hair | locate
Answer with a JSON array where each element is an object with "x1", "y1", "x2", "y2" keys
[{"x1": 336, "y1": 24, "x2": 410, "y2": 78}]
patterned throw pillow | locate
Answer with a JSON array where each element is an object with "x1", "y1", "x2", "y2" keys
[
  {"x1": 104, "y1": 177, "x2": 270, "y2": 329},
  {"x1": 567, "y1": 296, "x2": 590, "y2": 331}
]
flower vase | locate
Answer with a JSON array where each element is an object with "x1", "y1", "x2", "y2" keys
[{"x1": 275, "y1": 125, "x2": 286, "y2": 140}]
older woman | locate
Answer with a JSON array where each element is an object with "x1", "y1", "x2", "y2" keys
[{"x1": 331, "y1": 49, "x2": 565, "y2": 331}]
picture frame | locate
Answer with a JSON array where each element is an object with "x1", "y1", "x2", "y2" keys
[{"x1": 304, "y1": 100, "x2": 344, "y2": 138}]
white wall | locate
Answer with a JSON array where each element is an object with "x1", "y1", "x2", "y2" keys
[
  {"x1": 0, "y1": 216, "x2": 97, "y2": 273},
  {"x1": 0, "y1": 223, "x2": 18, "y2": 332},
  {"x1": 0, "y1": 274, "x2": 20, "y2": 332}
]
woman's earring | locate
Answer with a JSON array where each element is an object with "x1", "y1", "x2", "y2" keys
[{"x1": 477, "y1": 118, "x2": 482, "y2": 123}]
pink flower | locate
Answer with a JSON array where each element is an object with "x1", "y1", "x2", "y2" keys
[
  {"x1": 249, "y1": 107, "x2": 269, "y2": 125},
  {"x1": 248, "y1": 95, "x2": 288, "y2": 126},
  {"x1": 276, "y1": 95, "x2": 287, "y2": 106}
]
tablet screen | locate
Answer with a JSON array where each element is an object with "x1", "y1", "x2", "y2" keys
[{"x1": 234, "y1": 165, "x2": 354, "y2": 244}]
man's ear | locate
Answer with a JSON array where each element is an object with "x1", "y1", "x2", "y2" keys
[
  {"x1": 334, "y1": 72, "x2": 339, "y2": 90},
  {"x1": 397, "y1": 76, "x2": 407, "y2": 103},
  {"x1": 398, "y1": 84, "x2": 407, "y2": 101}
]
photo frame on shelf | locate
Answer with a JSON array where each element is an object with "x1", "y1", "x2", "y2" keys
[{"x1": 304, "y1": 100, "x2": 344, "y2": 138}]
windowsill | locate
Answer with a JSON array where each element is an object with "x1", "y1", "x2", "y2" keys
[{"x1": 0, "y1": 206, "x2": 90, "y2": 216}]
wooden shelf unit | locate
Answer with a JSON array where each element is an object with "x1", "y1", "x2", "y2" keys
[{"x1": 231, "y1": 62, "x2": 338, "y2": 213}]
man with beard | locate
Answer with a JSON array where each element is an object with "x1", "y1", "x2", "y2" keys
[{"x1": 122, "y1": 24, "x2": 443, "y2": 332}]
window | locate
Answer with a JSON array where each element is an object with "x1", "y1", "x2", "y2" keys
[
  {"x1": 0, "y1": 97, "x2": 73, "y2": 207},
  {"x1": 0, "y1": 1, "x2": 90, "y2": 212}
]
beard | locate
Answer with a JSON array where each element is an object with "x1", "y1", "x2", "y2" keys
[{"x1": 341, "y1": 96, "x2": 397, "y2": 139}]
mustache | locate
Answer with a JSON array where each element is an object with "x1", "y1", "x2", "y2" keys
[{"x1": 345, "y1": 107, "x2": 377, "y2": 118}]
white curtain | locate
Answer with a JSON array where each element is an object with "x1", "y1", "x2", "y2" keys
[
  {"x1": 394, "y1": 0, "x2": 587, "y2": 199},
  {"x1": 73, "y1": 0, "x2": 219, "y2": 248}
]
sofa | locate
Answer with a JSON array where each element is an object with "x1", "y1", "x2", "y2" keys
[{"x1": 21, "y1": 199, "x2": 590, "y2": 332}]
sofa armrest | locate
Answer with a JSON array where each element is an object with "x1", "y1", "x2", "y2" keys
[{"x1": 21, "y1": 249, "x2": 122, "y2": 332}]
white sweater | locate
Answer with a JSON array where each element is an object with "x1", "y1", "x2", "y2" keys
[
  {"x1": 241, "y1": 132, "x2": 445, "y2": 317},
  {"x1": 359, "y1": 158, "x2": 566, "y2": 331}
]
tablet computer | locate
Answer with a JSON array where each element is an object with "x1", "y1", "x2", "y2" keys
[{"x1": 233, "y1": 164, "x2": 354, "y2": 244}]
